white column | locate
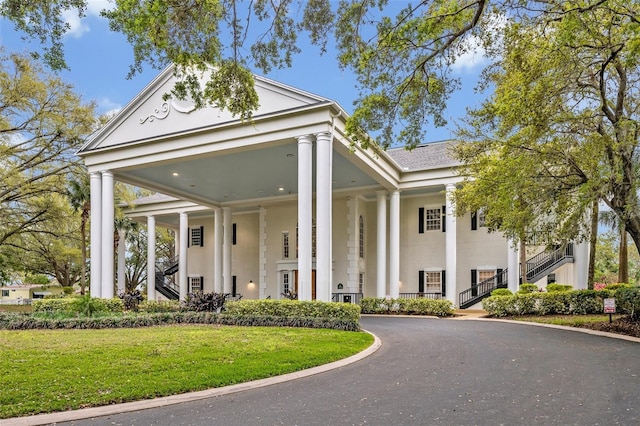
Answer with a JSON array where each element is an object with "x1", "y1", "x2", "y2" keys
[
  {"x1": 179, "y1": 212, "x2": 188, "y2": 300},
  {"x1": 101, "y1": 171, "x2": 114, "y2": 299},
  {"x1": 89, "y1": 172, "x2": 102, "y2": 298},
  {"x1": 574, "y1": 240, "x2": 589, "y2": 290},
  {"x1": 223, "y1": 207, "x2": 232, "y2": 294},
  {"x1": 146, "y1": 215, "x2": 156, "y2": 301},
  {"x1": 445, "y1": 183, "x2": 457, "y2": 304},
  {"x1": 297, "y1": 135, "x2": 313, "y2": 301},
  {"x1": 214, "y1": 208, "x2": 223, "y2": 293},
  {"x1": 376, "y1": 191, "x2": 387, "y2": 298},
  {"x1": 117, "y1": 229, "x2": 126, "y2": 295},
  {"x1": 389, "y1": 190, "x2": 400, "y2": 298},
  {"x1": 315, "y1": 131, "x2": 332, "y2": 302},
  {"x1": 507, "y1": 238, "x2": 519, "y2": 293}
]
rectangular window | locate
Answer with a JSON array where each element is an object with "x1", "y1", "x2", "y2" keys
[
  {"x1": 359, "y1": 273, "x2": 364, "y2": 294},
  {"x1": 478, "y1": 209, "x2": 486, "y2": 228},
  {"x1": 425, "y1": 271, "x2": 442, "y2": 293},
  {"x1": 425, "y1": 208, "x2": 441, "y2": 231},
  {"x1": 283, "y1": 273, "x2": 290, "y2": 294},
  {"x1": 282, "y1": 232, "x2": 289, "y2": 259},
  {"x1": 189, "y1": 276, "x2": 203, "y2": 292},
  {"x1": 1, "y1": 290, "x2": 9, "y2": 297},
  {"x1": 478, "y1": 270, "x2": 496, "y2": 285},
  {"x1": 190, "y1": 226, "x2": 204, "y2": 247}
]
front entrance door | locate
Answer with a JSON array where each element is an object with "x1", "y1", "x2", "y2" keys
[{"x1": 294, "y1": 269, "x2": 316, "y2": 300}]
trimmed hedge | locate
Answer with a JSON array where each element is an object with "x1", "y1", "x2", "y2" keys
[
  {"x1": 616, "y1": 287, "x2": 640, "y2": 320},
  {"x1": 33, "y1": 297, "x2": 124, "y2": 314},
  {"x1": 491, "y1": 288, "x2": 513, "y2": 296},
  {"x1": 546, "y1": 284, "x2": 573, "y2": 293},
  {"x1": 3, "y1": 299, "x2": 362, "y2": 331},
  {"x1": 482, "y1": 289, "x2": 617, "y2": 317},
  {"x1": 359, "y1": 297, "x2": 454, "y2": 316}
]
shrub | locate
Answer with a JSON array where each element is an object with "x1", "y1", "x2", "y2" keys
[
  {"x1": 616, "y1": 287, "x2": 640, "y2": 319},
  {"x1": 604, "y1": 283, "x2": 632, "y2": 291},
  {"x1": 546, "y1": 284, "x2": 573, "y2": 293},
  {"x1": 181, "y1": 291, "x2": 228, "y2": 312},
  {"x1": 491, "y1": 288, "x2": 513, "y2": 296},
  {"x1": 518, "y1": 284, "x2": 538, "y2": 294},
  {"x1": 358, "y1": 297, "x2": 454, "y2": 316},
  {"x1": 118, "y1": 290, "x2": 144, "y2": 311},
  {"x1": 482, "y1": 295, "x2": 514, "y2": 317},
  {"x1": 226, "y1": 299, "x2": 361, "y2": 322},
  {"x1": 32, "y1": 297, "x2": 124, "y2": 315},
  {"x1": 62, "y1": 286, "x2": 75, "y2": 295}
]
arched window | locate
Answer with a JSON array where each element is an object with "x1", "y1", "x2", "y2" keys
[{"x1": 359, "y1": 215, "x2": 365, "y2": 258}]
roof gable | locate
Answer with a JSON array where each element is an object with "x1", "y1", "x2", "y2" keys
[{"x1": 80, "y1": 66, "x2": 330, "y2": 152}]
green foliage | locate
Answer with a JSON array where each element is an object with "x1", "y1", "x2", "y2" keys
[
  {"x1": 25, "y1": 274, "x2": 49, "y2": 285},
  {"x1": 482, "y1": 290, "x2": 615, "y2": 317},
  {"x1": 33, "y1": 297, "x2": 124, "y2": 316},
  {"x1": 62, "y1": 286, "x2": 75, "y2": 295},
  {"x1": 139, "y1": 300, "x2": 181, "y2": 313},
  {"x1": 358, "y1": 297, "x2": 454, "y2": 316},
  {"x1": 118, "y1": 290, "x2": 144, "y2": 311},
  {"x1": 226, "y1": 299, "x2": 361, "y2": 322},
  {"x1": 604, "y1": 283, "x2": 632, "y2": 291},
  {"x1": 615, "y1": 288, "x2": 640, "y2": 320},
  {"x1": 546, "y1": 284, "x2": 573, "y2": 293},
  {"x1": 182, "y1": 291, "x2": 228, "y2": 312},
  {"x1": 518, "y1": 284, "x2": 538, "y2": 294},
  {"x1": 491, "y1": 288, "x2": 513, "y2": 296}
]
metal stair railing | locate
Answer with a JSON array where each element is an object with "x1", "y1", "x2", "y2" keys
[{"x1": 459, "y1": 269, "x2": 509, "y2": 309}]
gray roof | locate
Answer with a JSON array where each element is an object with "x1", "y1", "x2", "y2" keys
[{"x1": 385, "y1": 140, "x2": 460, "y2": 171}]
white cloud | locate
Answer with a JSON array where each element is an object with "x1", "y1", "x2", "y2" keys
[
  {"x1": 97, "y1": 97, "x2": 123, "y2": 118},
  {"x1": 63, "y1": 0, "x2": 115, "y2": 38},
  {"x1": 450, "y1": 36, "x2": 489, "y2": 74}
]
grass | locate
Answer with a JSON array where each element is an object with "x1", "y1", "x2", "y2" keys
[
  {"x1": 0, "y1": 304, "x2": 32, "y2": 313},
  {"x1": 0, "y1": 325, "x2": 373, "y2": 419}
]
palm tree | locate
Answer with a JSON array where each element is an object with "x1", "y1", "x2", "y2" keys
[
  {"x1": 600, "y1": 209, "x2": 628, "y2": 284},
  {"x1": 68, "y1": 176, "x2": 91, "y2": 294}
]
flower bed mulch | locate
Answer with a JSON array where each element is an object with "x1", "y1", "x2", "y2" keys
[{"x1": 578, "y1": 317, "x2": 640, "y2": 338}]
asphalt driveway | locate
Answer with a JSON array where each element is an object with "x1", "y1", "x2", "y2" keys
[{"x1": 41, "y1": 317, "x2": 640, "y2": 425}]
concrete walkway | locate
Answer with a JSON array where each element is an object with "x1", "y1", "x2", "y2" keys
[{"x1": 5, "y1": 316, "x2": 640, "y2": 425}]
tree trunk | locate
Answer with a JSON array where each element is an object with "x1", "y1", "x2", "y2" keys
[
  {"x1": 588, "y1": 201, "x2": 598, "y2": 290},
  {"x1": 519, "y1": 239, "x2": 527, "y2": 286},
  {"x1": 619, "y1": 225, "x2": 629, "y2": 284}
]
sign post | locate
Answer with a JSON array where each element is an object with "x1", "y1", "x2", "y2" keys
[{"x1": 604, "y1": 298, "x2": 616, "y2": 324}]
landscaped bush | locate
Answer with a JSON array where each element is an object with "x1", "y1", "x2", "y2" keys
[
  {"x1": 616, "y1": 287, "x2": 640, "y2": 319},
  {"x1": 33, "y1": 296, "x2": 124, "y2": 315},
  {"x1": 118, "y1": 290, "x2": 144, "y2": 311},
  {"x1": 181, "y1": 291, "x2": 228, "y2": 312},
  {"x1": 482, "y1": 289, "x2": 615, "y2": 317},
  {"x1": 491, "y1": 288, "x2": 513, "y2": 296},
  {"x1": 546, "y1": 284, "x2": 573, "y2": 293},
  {"x1": 225, "y1": 299, "x2": 361, "y2": 322},
  {"x1": 604, "y1": 283, "x2": 632, "y2": 291},
  {"x1": 358, "y1": 297, "x2": 454, "y2": 316},
  {"x1": 518, "y1": 284, "x2": 539, "y2": 294}
]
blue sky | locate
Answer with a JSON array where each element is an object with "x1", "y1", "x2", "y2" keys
[{"x1": 0, "y1": 1, "x2": 490, "y2": 144}]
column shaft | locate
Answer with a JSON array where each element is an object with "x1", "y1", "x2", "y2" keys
[
  {"x1": 445, "y1": 184, "x2": 457, "y2": 304},
  {"x1": 507, "y1": 239, "x2": 519, "y2": 293},
  {"x1": 179, "y1": 212, "x2": 188, "y2": 300},
  {"x1": 101, "y1": 171, "x2": 114, "y2": 299},
  {"x1": 389, "y1": 190, "x2": 400, "y2": 298},
  {"x1": 89, "y1": 172, "x2": 102, "y2": 298},
  {"x1": 315, "y1": 132, "x2": 332, "y2": 302},
  {"x1": 147, "y1": 215, "x2": 156, "y2": 301},
  {"x1": 117, "y1": 229, "x2": 126, "y2": 295},
  {"x1": 297, "y1": 135, "x2": 313, "y2": 301},
  {"x1": 376, "y1": 191, "x2": 387, "y2": 298}
]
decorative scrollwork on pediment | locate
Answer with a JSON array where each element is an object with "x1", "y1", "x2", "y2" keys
[{"x1": 139, "y1": 97, "x2": 198, "y2": 124}]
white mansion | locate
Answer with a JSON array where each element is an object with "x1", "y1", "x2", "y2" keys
[{"x1": 79, "y1": 66, "x2": 589, "y2": 309}]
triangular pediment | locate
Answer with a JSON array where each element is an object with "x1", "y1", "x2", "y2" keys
[{"x1": 80, "y1": 65, "x2": 330, "y2": 152}]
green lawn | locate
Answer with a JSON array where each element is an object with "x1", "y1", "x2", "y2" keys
[
  {"x1": 0, "y1": 325, "x2": 373, "y2": 419},
  {"x1": 509, "y1": 314, "x2": 624, "y2": 326}
]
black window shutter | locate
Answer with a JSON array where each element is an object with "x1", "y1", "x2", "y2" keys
[
  {"x1": 441, "y1": 205, "x2": 446, "y2": 232},
  {"x1": 418, "y1": 270, "x2": 424, "y2": 293},
  {"x1": 232, "y1": 223, "x2": 237, "y2": 245},
  {"x1": 471, "y1": 269, "x2": 477, "y2": 297},
  {"x1": 187, "y1": 227, "x2": 190, "y2": 247},
  {"x1": 200, "y1": 276, "x2": 204, "y2": 289},
  {"x1": 441, "y1": 270, "x2": 446, "y2": 297},
  {"x1": 418, "y1": 207, "x2": 424, "y2": 234},
  {"x1": 496, "y1": 268, "x2": 503, "y2": 286},
  {"x1": 232, "y1": 275, "x2": 237, "y2": 297},
  {"x1": 471, "y1": 211, "x2": 477, "y2": 230},
  {"x1": 200, "y1": 226, "x2": 204, "y2": 247}
]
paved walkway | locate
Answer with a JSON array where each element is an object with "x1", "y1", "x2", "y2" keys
[{"x1": 7, "y1": 316, "x2": 640, "y2": 425}]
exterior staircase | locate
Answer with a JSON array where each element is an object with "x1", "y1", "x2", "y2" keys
[
  {"x1": 458, "y1": 243, "x2": 574, "y2": 309},
  {"x1": 155, "y1": 256, "x2": 180, "y2": 300}
]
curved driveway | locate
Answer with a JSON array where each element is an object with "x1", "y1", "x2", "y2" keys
[{"x1": 53, "y1": 317, "x2": 640, "y2": 425}]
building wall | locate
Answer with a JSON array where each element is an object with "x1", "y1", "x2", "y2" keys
[
  {"x1": 232, "y1": 211, "x2": 260, "y2": 298},
  {"x1": 185, "y1": 215, "x2": 214, "y2": 292}
]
